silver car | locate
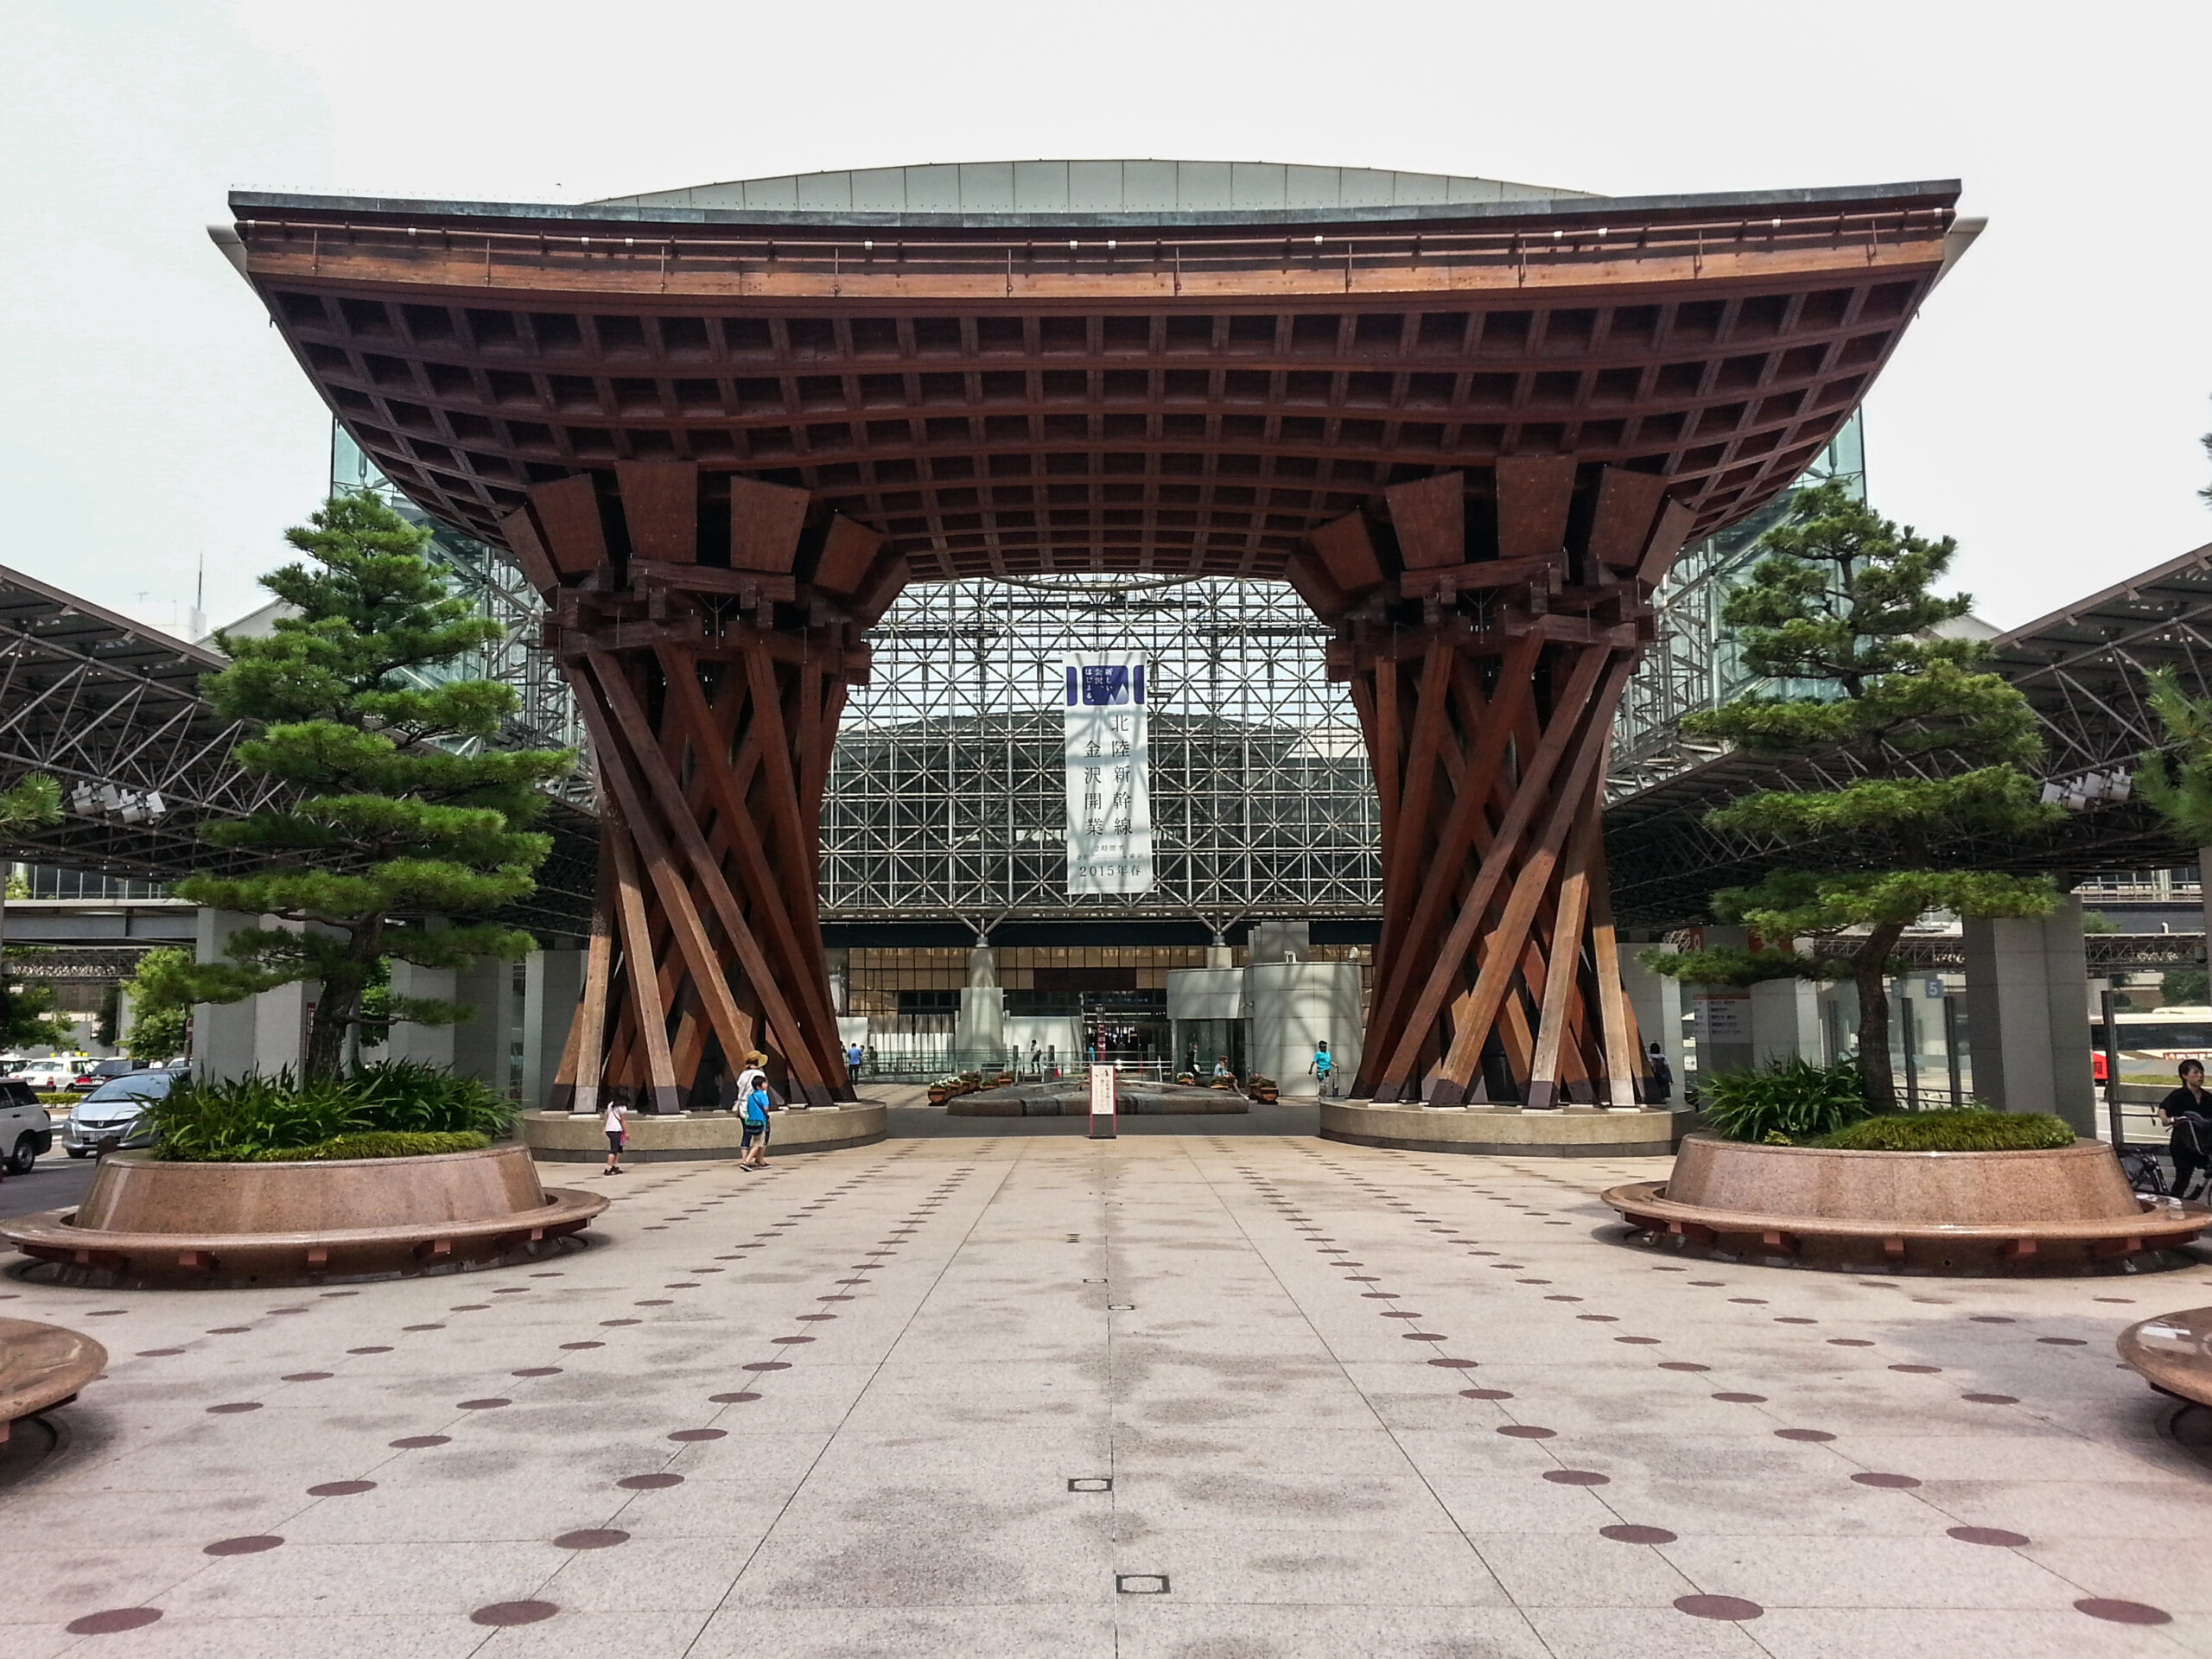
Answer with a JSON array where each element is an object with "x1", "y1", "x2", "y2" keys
[
  {"x1": 0, "y1": 1078, "x2": 51, "y2": 1173},
  {"x1": 62, "y1": 1069, "x2": 186, "y2": 1158}
]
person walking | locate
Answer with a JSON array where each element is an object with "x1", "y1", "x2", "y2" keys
[
  {"x1": 740, "y1": 1073, "x2": 772, "y2": 1168},
  {"x1": 601, "y1": 1093, "x2": 627, "y2": 1175},
  {"x1": 1308, "y1": 1040, "x2": 1334, "y2": 1096},
  {"x1": 1645, "y1": 1041, "x2": 1675, "y2": 1105},
  {"x1": 2161, "y1": 1059, "x2": 2212, "y2": 1200}
]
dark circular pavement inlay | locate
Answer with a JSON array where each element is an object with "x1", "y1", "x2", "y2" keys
[
  {"x1": 1853, "y1": 1472, "x2": 1922, "y2": 1488},
  {"x1": 1775, "y1": 1428, "x2": 1834, "y2": 1442},
  {"x1": 136, "y1": 1349, "x2": 184, "y2": 1357},
  {"x1": 1615, "y1": 1337, "x2": 1661, "y2": 1345},
  {"x1": 617, "y1": 1472, "x2": 683, "y2": 1490},
  {"x1": 1657, "y1": 1362, "x2": 1709, "y2": 1373},
  {"x1": 1460, "y1": 1389, "x2": 1514, "y2": 1400},
  {"x1": 471, "y1": 1600, "x2": 559, "y2": 1627},
  {"x1": 283, "y1": 1372, "x2": 334, "y2": 1382},
  {"x1": 554, "y1": 1529, "x2": 630, "y2": 1549},
  {"x1": 1962, "y1": 1393, "x2": 2018, "y2": 1405},
  {"x1": 1713, "y1": 1392, "x2": 1767, "y2": 1403},
  {"x1": 401, "y1": 1324, "x2": 445, "y2": 1332},
  {"x1": 1969, "y1": 1315, "x2": 2016, "y2": 1324},
  {"x1": 709, "y1": 1391, "x2": 762, "y2": 1403},
  {"x1": 561, "y1": 1341, "x2": 605, "y2": 1351},
  {"x1": 2075, "y1": 1599, "x2": 2171, "y2": 1625},
  {"x1": 308, "y1": 1479, "x2": 376, "y2": 1495},
  {"x1": 1675, "y1": 1595, "x2": 1763, "y2": 1621},
  {"x1": 1889, "y1": 1364, "x2": 1941, "y2": 1374},
  {"x1": 67, "y1": 1609, "x2": 162, "y2": 1636},
  {"x1": 513, "y1": 1367, "x2": 563, "y2": 1377},
  {"x1": 1427, "y1": 1357, "x2": 1478, "y2": 1370},
  {"x1": 457, "y1": 1398, "x2": 511, "y2": 1410},
  {"x1": 391, "y1": 1435, "x2": 451, "y2": 1448},
  {"x1": 1544, "y1": 1469, "x2": 1609, "y2": 1485},
  {"x1": 1949, "y1": 1526, "x2": 2029, "y2": 1547},
  {"x1": 742, "y1": 1361, "x2": 791, "y2": 1372},
  {"x1": 1827, "y1": 1339, "x2": 1875, "y2": 1348},
  {"x1": 1603, "y1": 1524, "x2": 1677, "y2": 1544},
  {"x1": 2037, "y1": 1337, "x2": 2088, "y2": 1346},
  {"x1": 204, "y1": 1535, "x2": 283, "y2": 1555},
  {"x1": 347, "y1": 1345, "x2": 393, "y2": 1355},
  {"x1": 207, "y1": 1402, "x2": 263, "y2": 1414},
  {"x1": 669, "y1": 1428, "x2": 727, "y2": 1441},
  {"x1": 1497, "y1": 1425, "x2": 1556, "y2": 1439},
  {"x1": 601, "y1": 1319, "x2": 641, "y2": 1327}
]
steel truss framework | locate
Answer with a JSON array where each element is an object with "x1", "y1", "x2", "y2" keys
[
  {"x1": 226, "y1": 173, "x2": 1955, "y2": 1111},
  {"x1": 0, "y1": 566, "x2": 283, "y2": 882},
  {"x1": 823, "y1": 577, "x2": 1376, "y2": 924}
]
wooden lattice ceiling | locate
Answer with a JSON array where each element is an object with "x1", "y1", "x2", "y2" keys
[{"x1": 224, "y1": 178, "x2": 1959, "y2": 579}]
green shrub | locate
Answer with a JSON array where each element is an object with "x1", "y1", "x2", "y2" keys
[
  {"x1": 256, "y1": 1130, "x2": 489, "y2": 1161},
  {"x1": 1813, "y1": 1109, "x2": 2075, "y2": 1152},
  {"x1": 344, "y1": 1059, "x2": 515, "y2": 1138},
  {"x1": 1700, "y1": 1057, "x2": 1871, "y2": 1145},
  {"x1": 144, "y1": 1062, "x2": 513, "y2": 1161}
]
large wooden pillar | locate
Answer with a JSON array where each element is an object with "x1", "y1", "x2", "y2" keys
[
  {"x1": 506, "y1": 463, "x2": 906, "y2": 1109},
  {"x1": 1291, "y1": 463, "x2": 1694, "y2": 1110}
]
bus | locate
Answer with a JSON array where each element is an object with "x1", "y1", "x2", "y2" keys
[{"x1": 2094, "y1": 1006, "x2": 2212, "y2": 1083}]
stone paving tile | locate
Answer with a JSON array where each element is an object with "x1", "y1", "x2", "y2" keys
[{"x1": 3, "y1": 1130, "x2": 2211, "y2": 1655}]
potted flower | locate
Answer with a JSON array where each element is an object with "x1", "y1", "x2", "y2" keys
[{"x1": 1244, "y1": 1074, "x2": 1279, "y2": 1103}]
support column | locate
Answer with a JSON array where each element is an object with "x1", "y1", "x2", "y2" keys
[
  {"x1": 190, "y1": 908, "x2": 257, "y2": 1084},
  {"x1": 385, "y1": 958, "x2": 457, "y2": 1071},
  {"x1": 1619, "y1": 938, "x2": 1686, "y2": 1103},
  {"x1": 1751, "y1": 979, "x2": 1823, "y2": 1067},
  {"x1": 1313, "y1": 462, "x2": 1687, "y2": 1113},
  {"x1": 524, "y1": 947, "x2": 585, "y2": 1111},
  {"x1": 447, "y1": 954, "x2": 512, "y2": 1089},
  {"x1": 1962, "y1": 895, "x2": 2096, "y2": 1134},
  {"x1": 523, "y1": 464, "x2": 889, "y2": 1110},
  {"x1": 954, "y1": 944, "x2": 1003, "y2": 1071}
]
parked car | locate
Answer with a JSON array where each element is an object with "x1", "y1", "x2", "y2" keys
[
  {"x1": 61, "y1": 1068, "x2": 186, "y2": 1159},
  {"x1": 6, "y1": 1060, "x2": 77, "y2": 1092},
  {"x1": 0, "y1": 1077, "x2": 53, "y2": 1173},
  {"x1": 68, "y1": 1058, "x2": 149, "y2": 1095}
]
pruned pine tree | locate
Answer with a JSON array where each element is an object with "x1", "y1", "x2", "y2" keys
[
  {"x1": 1649, "y1": 480, "x2": 2060, "y2": 1111},
  {"x1": 164, "y1": 494, "x2": 572, "y2": 1079}
]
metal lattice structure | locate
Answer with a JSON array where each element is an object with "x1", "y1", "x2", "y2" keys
[{"x1": 822, "y1": 576, "x2": 1377, "y2": 924}]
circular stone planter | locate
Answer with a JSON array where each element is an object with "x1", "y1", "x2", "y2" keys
[
  {"x1": 2119, "y1": 1307, "x2": 2212, "y2": 1407},
  {"x1": 519, "y1": 1103, "x2": 885, "y2": 1161},
  {"x1": 1320, "y1": 1100, "x2": 1695, "y2": 1157},
  {"x1": 0, "y1": 1318, "x2": 105, "y2": 1442},
  {"x1": 0, "y1": 1144, "x2": 607, "y2": 1289},
  {"x1": 1602, "y1": 1133, "x2": 2205, "y2": 1274}
]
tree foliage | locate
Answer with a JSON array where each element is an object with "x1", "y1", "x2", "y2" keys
[
  {"x1": 160, "y1": 494, "x2": 572, "y2": 1078},
  {"x1": 1646, "y1": 480, "x2": 2060, "y2": 1110}
]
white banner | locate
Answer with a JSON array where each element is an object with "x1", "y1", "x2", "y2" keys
[{"x1": 1064, "y1": 656, "x2": 1154, "y2": 894}]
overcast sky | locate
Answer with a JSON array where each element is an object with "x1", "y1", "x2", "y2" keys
[{"x1": 5, "y1": 0, "x2": 2208, "y2": 632}]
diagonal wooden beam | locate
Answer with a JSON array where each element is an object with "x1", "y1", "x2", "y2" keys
[
  {"x1": 1524, "y1": 781, "x2": 1604, "y2": 1110},
  {"x1": 1427, "y1": 655, "x2": 1635, "y2": 1105},
  {"x1": 601, "y1": 794, "x2": 680, "y2": 1114}
]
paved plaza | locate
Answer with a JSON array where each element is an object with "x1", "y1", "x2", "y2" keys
[{"x1": 4, "y1": 1110, "x2": 2211, "y2": 1658}]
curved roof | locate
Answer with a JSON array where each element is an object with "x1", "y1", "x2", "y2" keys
[{"x1": 590, "y1": 159, "x2": 1598, "y2": 220}]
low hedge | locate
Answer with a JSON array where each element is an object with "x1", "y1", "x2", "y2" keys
[
  {"x1": 1812, "y1": 1110, "x2": 2075, "y2": 1153},
  {"x1": 254, "y1": 1130, "x2": 491, "y2": 1162}
]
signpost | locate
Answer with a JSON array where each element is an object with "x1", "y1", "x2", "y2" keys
[{"x1": 1088, "y1": 1064, "x2": 1117, "y2": 1139}]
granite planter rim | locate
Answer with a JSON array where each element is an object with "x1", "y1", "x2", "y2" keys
[
  {"x1": 0, "y1": 1316, "x2": 106, "y2": 1433},
  {"x1": 1603, "y1": 1132, "x2": 2203, "y2": 1273},
  {"x1": 1669, "y1": 1129, "x2": 2115, "y2": 1162},
  {"x1": 1, "y1": 1141, "x2": 607, "y2": 1288}
]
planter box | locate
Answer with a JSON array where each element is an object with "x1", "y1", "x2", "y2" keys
[
  {"x1": 1, "y1": 1144, "x2": 607, "y2": 1289},
  {"x1": 1605, "y1": 1133, "x2": 2206, "y2": 1275}
]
